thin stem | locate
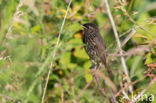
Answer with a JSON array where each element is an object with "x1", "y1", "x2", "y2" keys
[
  {"x1": 93, "y1": 73, "x2": 106, "y2": 97},
  {"x1": 74, "y1": 79, "x2": 93, "y2": 101},
  {"x1": 121, "y1": 29, "x2": 136, "y2": 47},
  {"x1": 40, "y1": 0, "x2": 72, "y2": 103},
  {"x1": 0, "y1": 0, "x2": 25, "y2": 46},
  {"x1": 104, "y1": 0, "x2": 133, "y2": 94}
]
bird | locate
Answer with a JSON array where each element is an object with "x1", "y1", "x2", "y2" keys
[{"x1": 81, "y1": 23, "x2": 113, "y2": 79}]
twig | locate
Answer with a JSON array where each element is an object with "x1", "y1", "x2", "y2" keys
[
  {"x1": 121, "y1": 29, "x2": 136, "y2": 47},
  {"x1": 0, "y1": 0, "x2": 25, "y2": 46},
  {"x1": 121, "y1": 90, "x2": 129, "y2": 100},
  {"x1": 148, "y1": 76, "x2": 156, "y2": 86},
  {"x1": 61, "y1": 89, "x2": 64, "y2": 103},
  {"x1": 25, "y1": 42, "x2": 62, "y2": 102},
  {"x1": 75, "y1": 79, "x2": 93, "y2": 101},
  {"x1": 119, "y1": 0, "x2": 155, "y2": 36},
  {"x1": 111, "y1": 45, "x2": 150, "y2": 57},
  {"x1": 109, "y1": 89, "x2": 117, "y2": 103},
  {"x1": 119, "y1": 28, "x2": 133, "y2": 37},
  {"x1": 115, "y1": 80, "x2": 139, "y2": 97},
  {"x1": 6, "y1": 0, "x2": 25, "y2": 38},
  {"x1": 40, "y1": 0, "x2": 72, "y2": 103},
  {"x1": 94, "y1": 70, "x2": 117, "y2": 92},
  {"x1": 104, "y1": 0, "x2": 133, "y2": 94},
  {"x1": 91, "y1": 69, "x2": 106, "y2": 97},
  {"x1": 93, "y1": 69, "x2": 117, "y2": 103}
]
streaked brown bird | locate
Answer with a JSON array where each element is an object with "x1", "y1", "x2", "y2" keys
[{"x1": 81, "y1": 23, "x2": 113, "y2": 78}]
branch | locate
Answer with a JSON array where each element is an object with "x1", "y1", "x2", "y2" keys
[
  {"x1": 91, "y1": 69, "x2": 106, "y2": 97},
  {"x1": 104, "y1": 0, "x2": 133, "y2": 94},
  {"x1": 93, "y1": 69, "x2": 117, "y2": 103},
  {"x1": 115, "y1": 80, "x2": 139, "y2": 97},
  {"x1": 94, "y1": 70, "x2": 117, "y2": 92},
  {"x1": 111, "y1": 45, "x2": 151, "y2": 57}
]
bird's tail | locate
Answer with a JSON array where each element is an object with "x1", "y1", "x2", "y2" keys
[
  {"x1": 106, "y1": 66, "x2": 114, "y2": 80},
  {"x1": 101, "y1": 55, "x2": 114, "y2": 80}
]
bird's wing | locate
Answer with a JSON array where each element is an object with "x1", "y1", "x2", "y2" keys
[
  {"x1": 94, "y1": 33, "x2": 114, "y2": 79},
  {"x1": 94, "y1": 33, "x2": 108, "y2": 66}
]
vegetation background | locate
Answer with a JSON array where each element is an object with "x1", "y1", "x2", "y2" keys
[{"x1": 0, "y1": 0, "x2": 156, "y2": 103}]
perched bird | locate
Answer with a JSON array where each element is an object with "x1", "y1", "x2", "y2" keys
[
  {"x1": 81, "y1": 23, "x2": 107, "y2": 67},
  {"x1": 81, "y1": 23, "x2": 113, "y2": 78}
]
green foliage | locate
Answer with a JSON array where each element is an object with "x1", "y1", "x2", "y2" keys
[{"x1": 0, "y1": 0, "x2": 156, "y2": 103}]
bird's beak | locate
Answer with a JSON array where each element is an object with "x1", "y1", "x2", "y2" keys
[{"x1": 80, "y1": 25, "x2": 87, "y2": 29}]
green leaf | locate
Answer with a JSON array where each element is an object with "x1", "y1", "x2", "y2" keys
[
  {"x1": 31, "y1": 25, "x2": 41, "y2": 34},
  {"x1": 145, "y1": 53, "x2": 153, "y2": 64},
  {"x1": 59, "y1": 52, "x2": 77, "y2": 69},
  {"x1": 74, "y1": 46, "x2": 89, "y2": 59},
  {"x1": 84, "y1": 61, "x2": 92, "y2": 82}
]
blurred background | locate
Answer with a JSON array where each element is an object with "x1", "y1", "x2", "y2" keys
[{"x1": 0, "y1": 0, "x2": 156, "y2": 103}]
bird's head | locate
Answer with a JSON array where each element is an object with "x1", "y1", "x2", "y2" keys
[{"x1": 81, "y1": 23, "x2": 99, "y2": 34}]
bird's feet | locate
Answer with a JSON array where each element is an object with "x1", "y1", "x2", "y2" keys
[{"x1": 90, "y1": 62, "x2": 95, "y2": 69}]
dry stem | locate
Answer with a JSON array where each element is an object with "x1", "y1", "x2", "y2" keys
[
  {"x1": 41, "y1": 0, "x2": 72, "y2": 102},
  {"x1": 104, "y1": 0, "x2": 133, "y2": 94}
]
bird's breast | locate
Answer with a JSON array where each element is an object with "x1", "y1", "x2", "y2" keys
[
  {"x1": 83, "y1": 33, "x2": 98, "y2": 60},
  {"x1": 83, "y1": 33, "x2": 96, "y2": 43}
]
